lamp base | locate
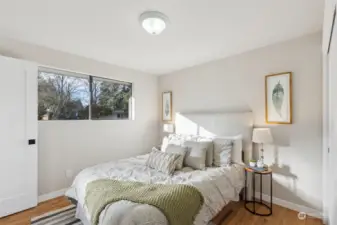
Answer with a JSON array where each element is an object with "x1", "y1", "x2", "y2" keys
[{"x1": 258, "y1": 147, "x2": 264, "y2": 168}]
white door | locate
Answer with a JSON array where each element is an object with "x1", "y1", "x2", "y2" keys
[
  {"x1": 327, "y1": 8, "x2": 337, "y2": 224},
  {"x1": 0, "y1": 56, "x2": 38, "y2": 217}
]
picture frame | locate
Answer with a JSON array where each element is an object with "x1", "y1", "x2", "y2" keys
[
  {"x1": 265, "y1": 72, "x2": 292, "y2": 124},
  {"x1": 162, "y1": 91, "x2": 172, "y2": 121}
]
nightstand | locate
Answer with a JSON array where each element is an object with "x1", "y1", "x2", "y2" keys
[{"x1": 244, "y1": 167, "x2": 273, "y2": 216}]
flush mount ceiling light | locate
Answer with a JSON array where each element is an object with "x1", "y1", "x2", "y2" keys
[{"x1": 139, "y1": 11, "x2": 168, "y2": 35}]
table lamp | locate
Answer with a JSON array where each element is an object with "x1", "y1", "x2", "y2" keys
[{"x1": 252, "y1": 128, "x2": 273, "y2": 166}]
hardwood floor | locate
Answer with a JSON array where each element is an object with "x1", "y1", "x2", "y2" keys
[
  {"x1": 223, "y1": 202, "x2": 323, "y2": 225},
  {"x1": 0, "y1": 197, "x2": 71, "y2": 225},
  {"x1": 0, "y1": 197, "x2": 323, "y2": 225}
]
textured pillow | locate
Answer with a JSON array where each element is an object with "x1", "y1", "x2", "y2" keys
[
  {"x1": 165, "y1": 144, "x2": 187, "y2": 170},
  {"x1": 146, "y1": 150, "x2": 178, "y2": 175},
  {"x1": 213, "y1": 138, "x2": 233, "y2": 167},
  {"x1": 183, "y1": 141, "x2": 208, "y2": 170}
]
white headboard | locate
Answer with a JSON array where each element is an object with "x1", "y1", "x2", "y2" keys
[{"x1": 175, "y1": 111, "x2": 254, "y2": 162}]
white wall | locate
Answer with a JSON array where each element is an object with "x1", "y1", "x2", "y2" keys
[
  {"x1": 0, "y1": 38, "x2": 159, "y2": 195},
  {"x1": 159, "y1": 33, "x2": 323, "y2": 212}
]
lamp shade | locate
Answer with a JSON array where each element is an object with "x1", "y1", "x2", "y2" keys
[
  {"x1": 252, "y1": 128, "x2": 273, "y2": 144},
  {"x1": 163, "y1": 124, "x2": 174, "y2": 133}
]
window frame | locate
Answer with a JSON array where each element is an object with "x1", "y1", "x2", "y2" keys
[{"x1": 38, "y1": 67, "x2": 133, "y2": 121}]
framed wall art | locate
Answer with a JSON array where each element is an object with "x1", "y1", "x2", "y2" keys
[
  {"x1": 265, "y1": 72, "x2": 292, "y2": 124},
  {"x1": 162, "y1": 91, "x2": 172, "y2": 121}
]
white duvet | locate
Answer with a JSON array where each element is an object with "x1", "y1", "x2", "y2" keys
[{"x1": 65, "y1": 154, "x2": 245, "y2": 225}]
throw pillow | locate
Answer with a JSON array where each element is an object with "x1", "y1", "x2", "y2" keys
[
  {"x1": 183, "y1": 141, "x2": 208, "y2": 170},
  {"x1": 195, "y1": 137, "x2": 213, "y2": 167},
  {"x1": 165, "y1": 144, "x2": 187, "y2": 170},
  {"x1": 161, "y1": 136, "x2": 169, "y2": 152},
  {"x1": 219, "y1": 135, "x2": 243, "y2": 164},
  {"x1": 213, "y1": 138, "x2": 233, "y2": 167},
  {"x1": 146, "y1": 150, "x2": 178, "y2": 175},
  {"x1": 167, "y1": 134, "x2": 199, "y2": 146}
]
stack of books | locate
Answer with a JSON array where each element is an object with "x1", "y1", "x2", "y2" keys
[{"x1": 249, "y1": 166, "x2": 268, "y2": 172}]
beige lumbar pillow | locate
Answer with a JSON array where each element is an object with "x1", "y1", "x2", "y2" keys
[
  {"x1": 165, "y1": 144, "x2": 187, "y2": 170},
  {"x1": 195, "y1": 137, "x2": 213, "y2": 167},
  {"x1": 183, "y1": 141, "x2": 208, "y2": 170},
  {"x1": 146, "y1": 150, "x2": 178, "y2": 175}
]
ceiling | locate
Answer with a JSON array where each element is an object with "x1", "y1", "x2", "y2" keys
[{"x1": 0, "y1": 0, "x2": 324, "y2": 75}]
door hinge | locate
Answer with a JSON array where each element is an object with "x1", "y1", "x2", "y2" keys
[{"x1": 328, "y1": 147, "x2": 330, "y2": 153}]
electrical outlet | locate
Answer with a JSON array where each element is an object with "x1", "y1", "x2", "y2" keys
[{"x1": 65, "y1": 169, "x2": 73, "y2": 178}]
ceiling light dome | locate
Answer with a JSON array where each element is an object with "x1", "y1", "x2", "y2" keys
[{"x1": 140, "y1": 11, "x2": 168, "y2": 35}]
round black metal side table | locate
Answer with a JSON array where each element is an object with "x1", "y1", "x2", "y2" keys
[{"x1": 244, "y1": 167, "x2": 273, "y2": 216}]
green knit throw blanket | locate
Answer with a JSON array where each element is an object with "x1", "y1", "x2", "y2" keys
[{"x1": 85, "y1": 179, "x2": 204, "y2": 225}]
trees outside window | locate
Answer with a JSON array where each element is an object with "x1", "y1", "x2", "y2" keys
[
  {"x1": 91, "y1": 77, "x2": 132, "y2": 120},
  {"x1": 38, "y1": 70, "x2": 132, "y2": 121}
]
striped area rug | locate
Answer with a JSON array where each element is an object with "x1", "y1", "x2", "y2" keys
[{"x1": 31, "y1": 205, "x2": 82, "y2": 225}]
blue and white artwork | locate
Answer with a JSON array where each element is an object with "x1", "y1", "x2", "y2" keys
[
  {"x1": 162, "y1": 92, "x2": 172, "y2": 121},
  {"x1": 266, "y1": 73, "x2": 292, "y2": 124}
]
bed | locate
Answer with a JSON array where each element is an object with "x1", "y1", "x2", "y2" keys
[{"x1": 65, "y1": 112, "x2": 253, "y2": 225}]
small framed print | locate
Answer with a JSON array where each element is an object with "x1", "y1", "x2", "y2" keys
[
  {"x1": 265, "y1": 72, "x2": 292, "y2": 124},
  {"x1": 162, "y1": 91, "x2": 172, "y2": 121}
]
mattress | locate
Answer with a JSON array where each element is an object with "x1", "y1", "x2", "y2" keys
[{"x1": 65, "y1": 154, "x2": 245, "y2": 225}]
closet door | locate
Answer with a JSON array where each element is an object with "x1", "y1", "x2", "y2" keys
[
  {"x1": 0, "y1": 56, "x2": 38, "y2": 217},
  {"x1": 328, "y1": 8, "x2": 337, "y2": 225}
]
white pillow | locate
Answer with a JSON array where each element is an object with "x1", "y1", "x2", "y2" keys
[
  {"x1": 161, "y1": 136, "x2": 169, "y2": 152},
  {"x1": 161, "y1": 135, "x2": 184, "y2": 152},
  {"x1": 229, "y1": 135, "x2": 243, "y2": 164},
  {"x1": 183, "y1": 141, "x2": 208, "y2": 170},
  {"x1": 165, "y1": 144, "x2": 187, "y2": 170},
  {"x1": 168, "y1": 134, "x2": 199, "y2": 145},
  {"x1": 213, "y1": 138, "x2": 233, "y2": 167}
]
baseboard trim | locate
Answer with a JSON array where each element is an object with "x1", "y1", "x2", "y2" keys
[
  {"x1": 38, "y1": 188, "x2": 67, "y2": 203},
  {"x1": 255, "y1": 192, "x2": 322, "y2": 219}
]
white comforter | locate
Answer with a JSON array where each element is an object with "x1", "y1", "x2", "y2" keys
[{"x1": 65, "y1": 154, "x2": 245, "y2": 225}]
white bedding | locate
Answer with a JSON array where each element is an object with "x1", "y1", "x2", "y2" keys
[{"x1": 65, "y1": 154, "x2": 245, "y2": 225}]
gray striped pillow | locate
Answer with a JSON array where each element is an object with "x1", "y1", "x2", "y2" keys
[
  {"x1": 146, "y1": 150, "x2": 178, "y2": 175},
  {"x1": 165, "y1": 144, "x2": 187, "y2": 170}
]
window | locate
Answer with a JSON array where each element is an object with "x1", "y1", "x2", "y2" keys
[
  {"x1": 38, "y1": 68, "x2": 132, "y2": 120},
  {"x1": 38, "y1": 71, "x2": 89, "y2": 120},
  {"x1": 91, "y1": 77, "x2": 132, "y2": 120}
]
